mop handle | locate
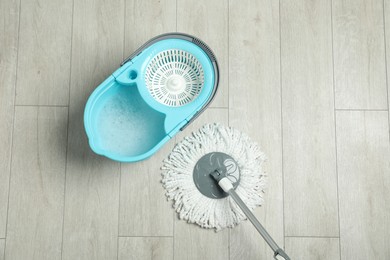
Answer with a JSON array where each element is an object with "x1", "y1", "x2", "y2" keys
[
  {"x1": 211, "y1": 173, "x2": 290, "y2": 260},
  {"x1": 227, "y1": 188, "x2": 290, "y2": 260}
]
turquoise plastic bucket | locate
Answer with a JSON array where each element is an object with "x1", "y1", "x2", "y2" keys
[{"x1": 84, "y1": 33, "x2": 219, "y2": 162}]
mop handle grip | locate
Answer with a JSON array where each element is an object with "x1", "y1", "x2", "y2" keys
[{"x1": 226, "y1": 188, "x2": 290, "y2": 260}]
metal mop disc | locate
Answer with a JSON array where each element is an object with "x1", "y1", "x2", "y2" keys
[
  {"x1": 193, "y1": 152, "x2": 240, "y2": 199},
  {"x1": 161, "y1": 123, "x2": 266, "y2": 230}
]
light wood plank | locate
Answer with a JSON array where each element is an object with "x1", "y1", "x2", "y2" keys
[
  {"x1": 15, "y1": 0, "x2": 72, "y2": 105},
  {"x1": 177, "y1": 0, "x2": 228, "y2": 108},
  {"x1": 118, "y1": 237, "x2": 173, "y2": 260},
  {"x1": 175, "y1": 220, "x2": 229, "y2": 260},
  {"x1": 119, "y1": 143, "x2": 174, "y2": 236},
  {"x1": 124, "y1": 0, "x2": 175, "y2": 54},
  {"x1": 5, "y1": 106, "x2": 67, "y2": 260},
  {"x1": 285, "y1": 237, "x2": 340, "y2": 260},
  {"x1": 332, "y1": 0, "x2": 387, "y2": 109},
  {"x1": 229, "y1": 0, "x2": 284, "y2": 259},
  {"x1": 281, "y1": 0, "x2": 339, "y2": 236},
  {"x1": 336, "y1": 111, "x2": 390, "y2": 259},
  {"x1": 61, "y1": 0, "x2": 123, "y2": 259},
  {"x1": 0, "y1": 239, "x2": 5, "y2": 260},
  {"x1": 174, "y1": 108, "x2": 229, "y2": 260},
  {"x1": 118, "y1": 0, "x2": 175, "y2": 237},
  {"x1": 0, "y1": 0, "x2": 19, "y2": 238}
]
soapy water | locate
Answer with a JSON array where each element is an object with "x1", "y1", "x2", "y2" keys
[{"x1": 97, "y1": 84, "x2": 166, "y2": 157}]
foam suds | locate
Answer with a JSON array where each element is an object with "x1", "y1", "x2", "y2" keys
[{"x1": 97, "y1": 85, "x2": 166, "y2": 156}]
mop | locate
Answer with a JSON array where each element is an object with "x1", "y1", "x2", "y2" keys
[{"x1": 162, "y1": 123, "x2": 290, "y2": 260}]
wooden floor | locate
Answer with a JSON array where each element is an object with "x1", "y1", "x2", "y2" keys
[{"x1": 1, "y1": 0, "x2": 390, "y2": 259}]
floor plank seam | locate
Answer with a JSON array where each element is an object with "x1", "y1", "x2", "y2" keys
[
  {"x1": 335, "y1": 108, "x2": 388, "y2": 111},
  {"x1": 117, "y1": 164, "x2": 122, "y2": 260},
  {"x1": 330, "y1": 0, "x2": 342, "y2": 259},
  {"x1": 117, "y1": 2, "x2": 126, "y2": 259},
  {"x1": 15, "y1": 104, "x2": 69, "y2": 108},
  {"x1": 279, "y1": 0, "x2": 286, "y2": 250},
  {"x1": 285, "y1": 236, "x2": 340, "y2": 238},
  {"x1": 60, "y1": 0, "x2": 75, "y2": 258},
  {"x1": 3, "y1": 0, "x2": 23, "y2": 258},
  {"x1": 59, "y1": 109, "x2": 70, "y2": 260},
  {"x1": 118, "y1": 235, "x2": 174, "y2": 238},
  {"x1": 174, "y1": 2, "x2": 177, "y2": 260},
  {"x1": 172, "y1": 213, "x2": 175, "y2": 260},
  {"x1": 227, "y1": 0, "x2": 230, "y2": 259}
]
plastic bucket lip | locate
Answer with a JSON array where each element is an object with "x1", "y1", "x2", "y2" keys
[{"x1": 84, "y1": 33, "x2": 220, "y2": 162}]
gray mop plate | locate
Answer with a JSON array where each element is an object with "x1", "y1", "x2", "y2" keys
[{"x1": 193, "y1": 152, "x2": 240, "y2": 199}]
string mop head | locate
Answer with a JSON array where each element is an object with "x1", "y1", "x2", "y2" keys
[{"x1": 161, "y1": 123, "x2": 267, "y2": 230}]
